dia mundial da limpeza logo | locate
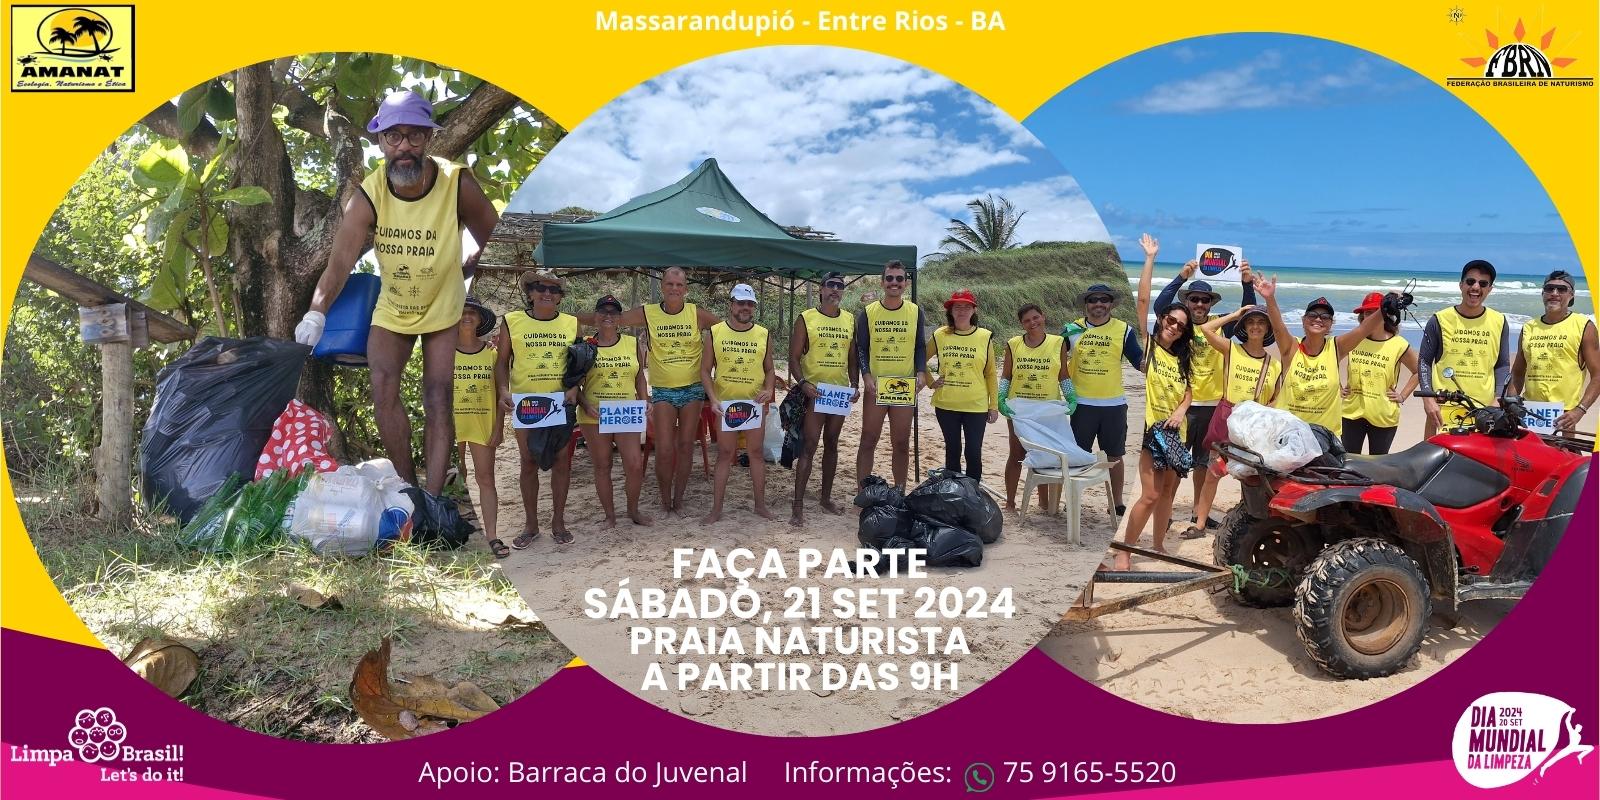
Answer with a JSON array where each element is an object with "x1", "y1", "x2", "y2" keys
[
  {"x1": 7, "y1": 707, "x2": 185, "y2": 782},
  {"x1": 1453, "y1": 692, "x2": 1593, "y2": 788}
]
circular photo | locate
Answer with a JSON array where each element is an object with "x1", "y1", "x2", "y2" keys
[
  {"x1": 1022, "y1": 33, "x2": 1591, "y2": 722},
  {"x1": 6, "y1": 53, "x2": 574, "y2": 741},
  {"x1": 471, "y1": 45, "x2": 1122, "y2": 734}
]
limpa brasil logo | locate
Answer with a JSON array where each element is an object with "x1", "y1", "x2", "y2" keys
[
  {"x1": 10, "y1": 5, "x2": 134, "y2": 92},
  {"x1": 1447, "y1": 15, "x2": 1591, "y2": 87},
  {"x1": 7, "y1": 706, "x2": 186, "y2": 782},
  {"x1": 1453, "y1": 692, "x2": 1593, "y2": 788}
]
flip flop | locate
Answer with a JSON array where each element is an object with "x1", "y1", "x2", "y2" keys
[
  {"x1": 488, "y1": 538, "x2": 511, "y2": 559},
  {"x1": 552, "y1": 529, "x2": 575, "y2": 545},
  {"x1": 511, "y1": 531, "x2": 539, "y2": 550},
  {"x1": 1179, "y1": 525, "x2": 1207, "y2": 540}
]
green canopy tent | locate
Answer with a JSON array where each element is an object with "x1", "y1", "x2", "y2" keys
[{"x1": 532, "y1": 158, "x2": 916, "y2": 278}]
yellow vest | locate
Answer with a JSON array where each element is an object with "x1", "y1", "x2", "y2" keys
[
  {"x1": 709, "y1": 322, "x2": 768, "y2": 401},
  {"x1": 1069, "y1": 317, "x2": 1130, "y2": 404},
  {"x1": 1224, "y1": 342, "x2": 1280, "y2": 405},
  {"x1": 452, "y1": 344, "x2": 497, "y2": 445},
  {"x1": 1144, "y1": 345, "x2": 1189, "y2": 436},
  {"x1": 931, "y1": 326, "x2": 996, "y2": 412},
  {"x1": 864, "y1": 300, "x2": 919, "y2": 377},
  {"x1": 504, "y1": 310, "x2": 577, "y2": 393},
  {"x1": 644, "y1": 301, "x2": 703, "y2": 388},
  {"x1": 363, "y1": 157, "x2": 465, "y2": 335},
  {"x1": 578, "y1": 334, "x2": 640, "y2": 425},
  {"x1": 1008, "y1": 334, "x2": 1064, "y2": 401},
  {"x1": 1279, "y1": 337, "x2": 1343, "y2": 434},
  {"x1": 799, "y1": 307, "x2": 854, "y2": 387},
  {"x1": 1521, "y1": 313, "x2": 1590, "y2": 408},
  {"x1": 1343, "y1": 336, "x2": 1410, "y2": 428},
  {"x1": 1432, "y1": 306, "x2": 1506, "y2": 425},
  {"x1": 1190, "y1": 330, "x2": 1225, "y2": 404}
]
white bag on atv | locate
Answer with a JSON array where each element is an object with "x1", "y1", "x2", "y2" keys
[
  {"x1": 1227, "y1": 401, "x2": 1322, "y2": 473},
  {"x1": 1010, "y1": 398, "x2": 1098, "y2": 469}
]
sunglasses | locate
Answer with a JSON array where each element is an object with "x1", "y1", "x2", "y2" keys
[
  {"x1": 524, "y1": 283, "x2": 563, "y2": 294},
  {"x1": 1304, "y1": 312, "x2": 1334, "y2": 322},
  {"x1": 883, "y1": 275, "x2": 908, "y2": 284},
  {"x1": 1161, "y1": 315, "x2": 1187, "y2": 328},
  {"x1": 1085, "y1": 295, "x2": 1113, "y2": 304},
  {"x1": 1186, "y1": 296, "x2": 1215, "y2": 305},
  {"x1": 380, "y1": 129, "x2": 430, "y2": 147},
  {"x1": 1462, "y1": 278, "x2": 1493, "y2": 288},
  {"x1": 1543, "y1": 283, "x2": 1573, "y2": 294},
  {"x1": 823, "y1": 280, "x2": 846, "y2": 289}
]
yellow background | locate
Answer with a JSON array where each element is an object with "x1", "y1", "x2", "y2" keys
[{"x1": 2, "y1": 1, "x2": 1595, "y2": 648}]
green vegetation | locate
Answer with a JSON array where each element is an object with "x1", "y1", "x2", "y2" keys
[
  {"x1": 930, "y1": 193, "x2": 1026, "y2": 259},
  {"x1": 912, "y1": 241, "x2": 1135, "y2": 344}
]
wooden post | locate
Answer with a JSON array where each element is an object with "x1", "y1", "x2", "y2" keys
[{"x1": 96, "y1": 338, "x2": 134, "y2": 525}]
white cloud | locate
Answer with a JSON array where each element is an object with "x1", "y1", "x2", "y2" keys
[
  {"x1": 508, "y1": 46, "x2": 1090, "y2": 258},
  {"x1": 1122, "y1": 50, "x2": 1387, "y2": 114}
]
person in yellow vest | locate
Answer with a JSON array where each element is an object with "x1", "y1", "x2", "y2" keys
[
  {"x1": 855, "y1": 260, "x2": 932, "y2": 490},
  {"x1": 1419, "y1": 260, "x2": 1512, "y2": 436},
  {"x1": 1113, "y1": 234, "x2": 1195, "y2": 572},
  {"x1": 1259, "y1": 279, "x2": 1387, "y2": 438},
  {"x1": 1066, "y1": 260, "x2": 1149, "y2": 516},
  {"x1": 496, "y1": 269, "x2": 581, "y2": 546},
  {"x1": 452, "y1": 296, "x2": 506, "y2": 558},
  {"x1": 1340, "y1": 292, "x2": 1420, "y2": 454},
  {"x1": 576, "y1": 295, "x2": 653, "y2": 529},
  {"x1": 1510, "y1": 270, "x2": 1600, "y2": 433},
  {"x1": 701, "y1": 284, "x2": 777, "y2": 524},
  {"x1": 1154, "y1": 257, "x2": 1257, "y2": 536},
  {"x1": 1186, "y1": 303, "x2": 1281, "y2": 539},
  {"x1": 579, "y1": 266, "x2": 723, "y2": 517},
  {"x1": 1001, "y1": 303, "x2": 1071, "y2": 509},
  {"x1": 927, "y1": 290, "x2": 1000, "y2": 479},
  {"x1": 788, "y1": 272, "x2": 859, "y2": 527},
  {"x1": 297, "y1": 92, "x2": 499, "y2": 495}
]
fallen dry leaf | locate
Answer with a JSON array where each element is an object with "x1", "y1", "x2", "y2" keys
[
  {"x1": 121, "y1": 637, "x2": 199, "y2": 698},
  {"x1": 349, "y1": 638, "x2": 500, "y2": 740},
  {"x1": 285, "y1": 584, "x2": 342, "y2": 611}
]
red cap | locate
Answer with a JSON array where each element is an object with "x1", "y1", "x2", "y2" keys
[
  {"x1": 1354, "y1": 292, "x2": 1384, "y2": 313},
  {"x1": 944, "y1": 289, "x2": 978, "y2": 309}
]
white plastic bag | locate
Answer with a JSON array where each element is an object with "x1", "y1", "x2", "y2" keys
[
  {"x1": 1009, "y1": 398, "x2": 1098, "y2": 469},
  {"x1": 1226, "y1": 401, "x2": 1321, "y2": 473},
  {"x1": 762, "y1": 403, "x2": 782, "y2": 462},
  {"x1": 285, "y1": 465, "x2": 383, "y2": 554}
]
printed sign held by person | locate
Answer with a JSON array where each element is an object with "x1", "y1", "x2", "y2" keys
[
  {"x1": 721, "y1": 400, "x2": 763, "y2": 432},
  {"x1": 512, "y1": 392, "x2": 567, "y2": 429},
  {"x1": 598, "y1": 400, "x2": 648, "y2": 433},
  {"x1": 1523, "y1": 401, "x2": 1564, "y2": 434},
  {"x1": 814, "y1": 383, "x2": 853, "y2": 416},
  {"x1": 1195, "y1": 243, "x2": 1244, "y2": 282},
  {"x1": 876, "y1": 376, "x2": 916, "y2": 406}
]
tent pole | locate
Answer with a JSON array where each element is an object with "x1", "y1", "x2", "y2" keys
[{"x1": 911, "y1": 269, "x2": 920, "y2": 481}]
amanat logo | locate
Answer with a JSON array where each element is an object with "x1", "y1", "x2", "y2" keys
[
  {"x1": 10, "y1": 6, "x2": 135, "y2": 92},
  {"x1": 723, "y1": 401, "x2": 758, "y2": 429},
  {"x1": 1452, "y1": 16, "x2": 1589, "y2": 84},
  {"x1": 515, "y1": 395, "x2": 559, "y2": 426}
]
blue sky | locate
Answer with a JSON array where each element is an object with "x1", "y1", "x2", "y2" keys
[
  {"x1": 1023, "y1": 34, "x2": 1579, "y2": 275},
  {"x1": 507, "y1": 46, "x2": 1108, "y2": 259}
]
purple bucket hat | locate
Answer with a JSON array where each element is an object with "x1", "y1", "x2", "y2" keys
[{"x1": 367, "y1": 92, "x2": 443, "y2": 133}]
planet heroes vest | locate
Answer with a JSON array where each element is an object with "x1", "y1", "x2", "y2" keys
[{"x1": 363, "y1": 157, "x2": 465, "y2": 335}]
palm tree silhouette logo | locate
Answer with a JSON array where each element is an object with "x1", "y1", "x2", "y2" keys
[
  {"x1": 47, "y1": 27, "x2": 77, "y2": 55},
  {"x1": 73, "y1": 15, "x2": 109, "y2": 53},
  {"x1": 31, "y1": 8, "x2": 117, "y2": 59}
]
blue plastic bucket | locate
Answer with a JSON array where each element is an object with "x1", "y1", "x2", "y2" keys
[{"x1": 313, "y1": 273, "x2": 381, "y2": 367}]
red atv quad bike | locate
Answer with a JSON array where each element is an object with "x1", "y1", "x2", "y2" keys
[{"x1": 1213, "y1": 374, "x2": 1591, "y2": 679}]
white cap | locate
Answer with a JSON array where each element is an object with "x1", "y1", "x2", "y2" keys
[{"x1": 730, "y1": 283, "x2": 757, "y2": 303}]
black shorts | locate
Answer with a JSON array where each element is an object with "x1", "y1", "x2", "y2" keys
[
  {"x1": 1070, "y1": 403, "x2": 1128, "y2": 457},
  {"x1": 1186, "y1": 404, "x2": 1218, "y2": 464}
]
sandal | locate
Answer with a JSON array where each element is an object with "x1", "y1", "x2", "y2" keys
[
  {"x1": 552, "y1": 529, "x2": 575, "y2": 545},
  {"x1": 1179, "y1": 525, "x2": 1207, "y2": 540},
  {"x1": 511, "y1": 531, "x2": 539, "y2": 550},
  {"x1": 488, "y1": 538, "x2": 511, "y2": 559}
]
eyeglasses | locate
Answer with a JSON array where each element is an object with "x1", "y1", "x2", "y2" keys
[
  {"x1": 1304, "y1": 312, "x2": 1334, "y2": 322},
  {"x1": 380, "y1": 129, "x2": 431, "y2": 147},
  {"x1": 1186, "y1": 296, "x2": 1215, "y2": 306},
  {"x1": 1161, "y1": 315, "x2": 1186, "y2": 328},
  {"x1": 1543, "y1": 284, "x2": 1573, "y2": 294},
  {"x1": 823, "y1": 280, "x2": 846, "y2": 289},
  {"x1": 883, "y1": 275, "x2": 908, "y2": 284},
  {"x1": 524, "y1": 283, "x2": 563, "y2": 295},
  {"x1": 1462, "y1": 278, "x2": 1493, "y2": 288},
  {"x1": 1085, "y1": 295, "x2": 1113, "y2": 304}
]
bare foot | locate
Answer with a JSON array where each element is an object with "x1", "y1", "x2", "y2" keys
[
  {"x1": 754, "y1": 504, "x2": 778, "y2": 521},
  {"x1": 700, "y1": 510, "x2": 722, "y2": 525},
  {"x1": 820, "y1": 499, "x2": 844, "y2": 516},
  {"x1": 790, "y1": 503, "x2": 805, "y2": 527},
  {"x1": 629, "y1": 510, "x2": 654, "y2": 527},
  {"x1": 599, "y1": 517, "x2": 617, "y2": 530},
  {"x1": 1112, "y1": 553, "x2": 1132, "y2": 571},
  {"x1": 1004, "y1": 502, "x2": 1017, "y2": 512}
]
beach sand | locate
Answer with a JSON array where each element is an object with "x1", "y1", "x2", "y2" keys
[
  {"x1": 480, "y1": 380, "x2": 1115, "y2": 735},
  {"x1": 1037, "y1": 360, "x2": 1515, "y2": 723}
]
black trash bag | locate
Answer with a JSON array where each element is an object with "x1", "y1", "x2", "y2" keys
[
  {"x1": 914, "y1": 520, "x2": 985, "y2": 568},
  {"x1": 141, "y1": 337, "x2": 310, "y2": 522},
  {"x1": 966, "y1": 488, "x2": 1004, "y2": 545},
  {"x1": 857, "y1": 504, "x2": 912, "y2": 549},
  {"x1": 777, "y1": 389, "x2": 807, "y2": 469},
  {"x1": 904, "y1": 470, "x2": 970, "y2": 526},
  {"x1": 853, "y1": 474, "x2": 905, "y2": 509},
  {"x1": 401, "y1": 487, "x2": 473, "y2": 550},
  {"x1": 525, "y1": 403, "x2": 578, "y2": 471},
  {"x1": 1307, "y1": 423, "x2": 1346, "y2": 469},
  {"x1": 563, "y1": 341, "x2": 597, "y2": 389}
]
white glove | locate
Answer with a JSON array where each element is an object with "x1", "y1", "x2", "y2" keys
[{"x1": 294, "y1": 310, "x2": 326, "y2": 347}]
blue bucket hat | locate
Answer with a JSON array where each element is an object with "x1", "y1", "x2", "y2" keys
[
  {"x1": 367, "y1": 92, "x2": 443, "y2": 133},
  {"x1": 1183, "y1": 281, "x2": 1222, "y2": 305}
]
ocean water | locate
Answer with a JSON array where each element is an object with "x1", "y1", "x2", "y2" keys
[{"x1": 1121, "y1": 261, "x2": 1594, "y2": 348}]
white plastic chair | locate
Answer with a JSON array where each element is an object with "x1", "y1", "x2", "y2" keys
[{"x1": 1015, "y1": 433, "x2": 1117, "y2": 545}]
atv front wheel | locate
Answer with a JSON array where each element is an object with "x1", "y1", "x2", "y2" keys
[
  {"x1": 1213, "y1": 506, "x2": 1316, "y2": 608},
  {"x1": 1294, "y1": 538, "x2": 1431, "y2": 679}
]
